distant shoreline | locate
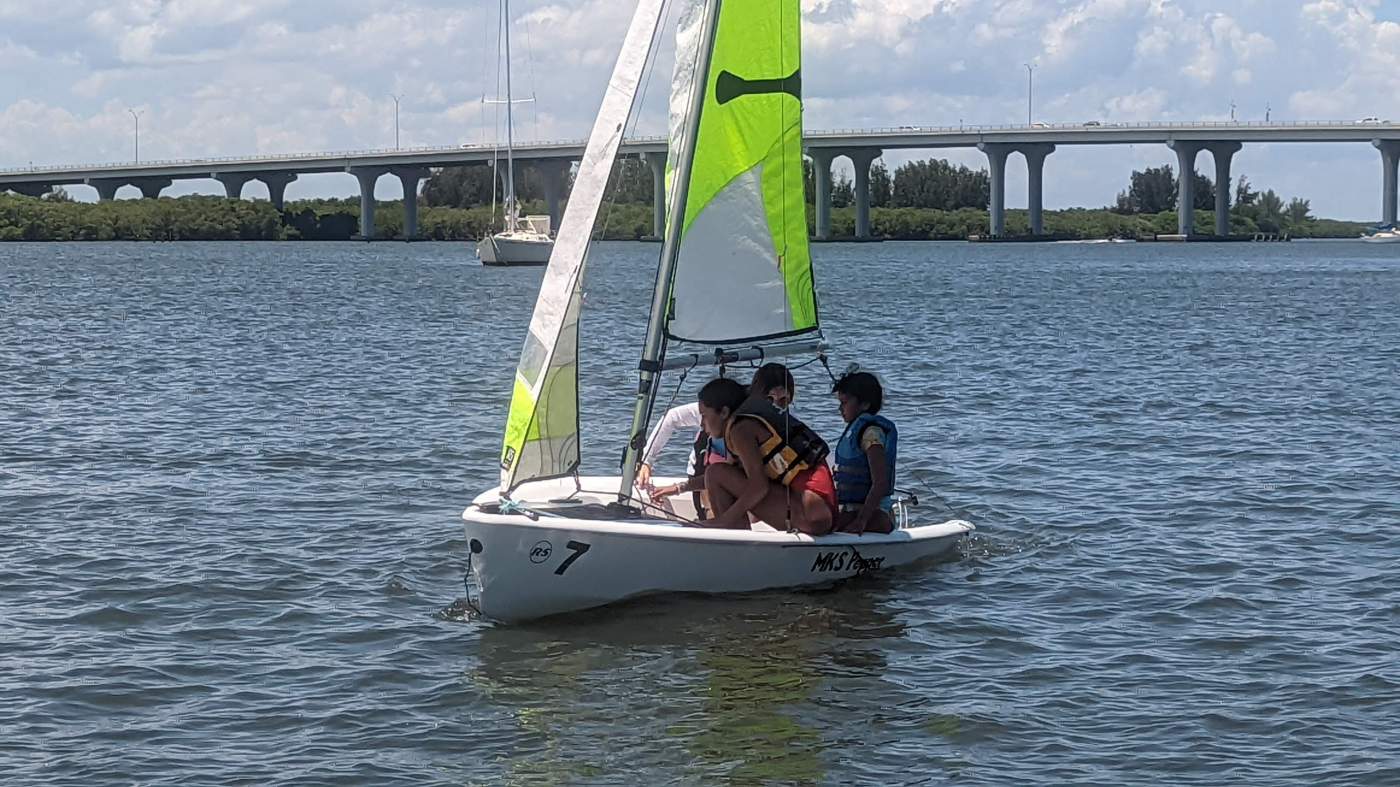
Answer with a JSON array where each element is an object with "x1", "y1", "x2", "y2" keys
[{"x1": 0, "y1": 193, "x2": 1373, "y2": 242}]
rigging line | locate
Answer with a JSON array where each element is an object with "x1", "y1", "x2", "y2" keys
[
  {"x1": 522, "y1": 9, "x2": 540, "y2": 141},
  {"x1": 575, "y1": 488, "x2": 705, "y2": 527},
  {"x1": 661, "y1": 356, "x2": 698, "y2": 416},
  {"x1": 489, "y1": 0, "x2": 506, "y2": 228},
  {"x1": 906, "y1": 469, "x2": 968, "y2": 519}
]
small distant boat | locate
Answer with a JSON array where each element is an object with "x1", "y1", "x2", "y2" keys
[
  {"x1": 475, "y1": 0, "x2": 554, "y2": 267},
  {"x1": 477, "y1": 215, "x2": 554, "y2": 265},
  {"x1": 1361, "y1": 224, "x2": 1400, "y2": 243}
]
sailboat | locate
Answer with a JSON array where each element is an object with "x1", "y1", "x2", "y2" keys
[
  {"x1": 476, "y1": 0, "x2": 554, "y2": 266},
  {"x1": 460, "y1": 0, "x2": 973, "y2": 622},
  {"x1": 1361, "y1": 223, "x2": 1400, "y2": 243}
]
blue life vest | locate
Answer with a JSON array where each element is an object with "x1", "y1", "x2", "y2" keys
[
  {"x1": 692, "y1": 430, "x2": 728, "y2": 467},
  {"x1": 834, "y1": 413, "x2": 898, "y2": 510}
]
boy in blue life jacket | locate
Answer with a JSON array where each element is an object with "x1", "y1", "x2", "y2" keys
[{"x1": 832, "y1": 371, "x2": 898, "y2": 535}]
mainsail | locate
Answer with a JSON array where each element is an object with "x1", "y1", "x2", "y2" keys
[
  {"x1": 665, "y1": 0, "x2": 817, "y2": 344},
  {"x1": 498, "y1": 0, "x2": 667, "y2": 494}
]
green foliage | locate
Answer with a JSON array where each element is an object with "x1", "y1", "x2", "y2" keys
[
  {"x1": 1235, "y1": 174, "x2": 1258, "y2": 207},
  {"x1": 869, "y1": 161, "x2": 892, "y2": 208},
  {"x1": 0, "y1": 180, "x2": 1364, "y2": 242},
  {"x1": 1115, "y1": 165, "x2": 1177, "y2": 214},
  {"x1": 0, "y1": 194, "x2": 285, "y2": 241},
  {"x1": 831, "y1": 171, "x2": 853, "y2": 208},
  {"x1": 1285, "y1": 197, "x2": 1312, "y2": 227},
  {"x1": 602, "y1": 156, "x2": 655, "y2": 205},
  {"x1": 891, "y1": 159, "x2": 989, "y2": 210},
  {"x1": 420, "y1": 157, "x2": 660, "y2": 209},
  {"x1": 1191, "y1": 171, "x2": 1216, "y2": 211},
  {"x1": 421, "y1": 165, "x2": 499, "y2": 207}
]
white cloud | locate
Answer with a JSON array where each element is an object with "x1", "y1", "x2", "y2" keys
[{"x1": 0, "y1": 0, "x2": 1396, "y2": 218}]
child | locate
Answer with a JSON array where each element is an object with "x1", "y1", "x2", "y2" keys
[
  {"x1": 832, "y1": 371, "x2": 898, "y2": 535},
  {"x1": 698, "y1": 377, "x2": 835, "y2": 534}
]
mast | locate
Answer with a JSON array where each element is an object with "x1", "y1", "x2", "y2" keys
[
  {"x1": 502, "y1": 0, "x2": 518, "y2": 229},
  {"x1": 617, "y1": 0, "x2": 725, "y2": 503}
]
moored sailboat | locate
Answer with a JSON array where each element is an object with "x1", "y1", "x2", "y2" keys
[
  {"x1": 476, "y1": 0, "x2": 554, "y2": 266},
  {"x1": 460, "y1": 0, "x2": 972, "y2": 622}
]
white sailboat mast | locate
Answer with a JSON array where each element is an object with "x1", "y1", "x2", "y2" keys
[
  {"x1": 502, "y1": 0, "x2": 518, "y2": 227},
  {"x1": 617, "y1": 0, "x2": 725, "y2": 502}
]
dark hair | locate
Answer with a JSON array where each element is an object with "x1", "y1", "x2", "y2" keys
[
  {"x1": 832, "y1": 371, "x2": 884, "y2": 414},
  {"x1": 698, "y1": 377, "x2": 747, "y2": 415},
  {"x1": 749, "y1": 363, "x2": 795, "y2": 399}
]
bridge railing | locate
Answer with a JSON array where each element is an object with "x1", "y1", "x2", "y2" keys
[{"x1": 806, "y1": 119, "x2": 1396, "y2": 135}]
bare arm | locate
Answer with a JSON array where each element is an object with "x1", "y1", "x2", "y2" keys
[
  {"x1": 852, "y1": 441, "x2": 890, "y2": 534},
  {"x1": 712, "y1": 421, "x2": 772, "y2": 527}
]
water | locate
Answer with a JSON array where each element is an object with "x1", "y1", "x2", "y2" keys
[{"x1": 3, "y1": 240, "x2": 1398, "y2": 785}]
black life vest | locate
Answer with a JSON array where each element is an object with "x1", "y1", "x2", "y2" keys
[{"x1": 724, "y1": 396, "x2": 829, "y2": 486}]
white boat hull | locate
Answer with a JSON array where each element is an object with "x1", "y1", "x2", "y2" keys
[
  {"x1": 461, "y1": 476, "x2": 973, "y2": 622},
  {"x1": 1361, "y1": 231, "x2": 1400, "y2": 243},
  {"x1": 477, "y1": 233, "x2": 554, "y2": 265}
]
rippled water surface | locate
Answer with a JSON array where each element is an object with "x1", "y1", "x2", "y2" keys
[{"x1": 3, "y1": 240, "x2": 1398, "y2": 785}]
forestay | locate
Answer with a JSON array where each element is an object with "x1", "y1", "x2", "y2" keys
[
  {"x1": 498, "y1": 0, "x2": 668, "y2": 494},
  {"x1": 665, "y1": 0, "x2": 817, "y2": 344}
]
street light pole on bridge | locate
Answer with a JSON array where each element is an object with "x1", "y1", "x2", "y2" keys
[
  {"x1": 1023, "y1": 63, "x2": 1035, "y2": 125},
  {"x1": 127, "y1": 108, "x2": 144, "y2": 164},
  {"x1": 390, "y1": 94, "x2": 404, "y2": 150}
]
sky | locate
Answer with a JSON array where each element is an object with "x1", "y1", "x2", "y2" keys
[{"x1": 1, "y1": 0, "x2": 1398, "y2": 219}]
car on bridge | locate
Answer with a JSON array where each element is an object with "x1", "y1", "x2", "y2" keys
[{"x1": 1358, "y1": 116, "x2": 1385, "y2": 124}]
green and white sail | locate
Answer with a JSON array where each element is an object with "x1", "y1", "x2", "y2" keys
[
  {"x1": 665, "y1": 0, "x2": 817, "y2": 344},
  {"x1": 498, "y1": 0, "x2": 667, "y2": 494}
]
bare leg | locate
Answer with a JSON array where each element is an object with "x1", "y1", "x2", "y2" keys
[
  {"x1": 705, "y1": 465, "x2": 834, "y2": 535},
  {"x1": 747, "y1": 487, "x2": 833, "y2": 536},
  {"x1": 702, "y1": 464, "x2": 749, "y2": 529}
]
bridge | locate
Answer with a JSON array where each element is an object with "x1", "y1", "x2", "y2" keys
[{"x1": 3, "y1": 121, "x2": 1398, "y2": 240}]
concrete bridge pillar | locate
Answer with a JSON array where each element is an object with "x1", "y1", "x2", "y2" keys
[
  {"x1": 132, "y1": 178, "x2": 171, "y2": 199},
  {"x1": 845, "y1": 148, "x2": 882, "y2": 240},
  {"x1": 1375, "y1": 140, "x2": 1400, "y2": 226},
  {"x1": 259, "y1": 173, "x2": 297, "y2": 211},
  {"x1": 533, "y1": 159, "x2": 572, "y2": 235},
  {"x1": 215, "y1": 173, "x2": 250, "y2": 200},
  {"x1": 978, "y1": 143, "x2": 1012, "y2": 237},
  {"x1": 350, "y1": 167, "x2": 387, "y2": 240},
  {"x1": 393, "y1": 167, "x2": 430, "y2": 240},
  {"x1": 809, "y1": 149, "x2": 835, "y2": 240},
  {"x1": 1021, "y1": 144, "x2": 1055, "y2": 236},
  {"x1": 642, "y1": 151, "x2": 666, "y2": 240},
  {"x1": 86, "y1": 179, "x2": 122, "y2": 202},
  {"x1": 1168, "y1": 140, "x2": 1203, "y2": 236},
  {"x1": 1206, "y1": 142, "x2": 1242, "y2": 237}
]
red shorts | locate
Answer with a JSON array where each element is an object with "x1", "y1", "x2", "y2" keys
[{"x1": 789, "y1": 463, "x2": 838, "y2": 517}]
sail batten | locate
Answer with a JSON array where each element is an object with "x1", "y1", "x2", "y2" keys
[{"x1": 498, "y1": 0, "x2": 668, "y2": 495}]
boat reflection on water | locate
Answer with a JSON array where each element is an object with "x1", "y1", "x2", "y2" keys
[{"x1": 465, "y1": 583, "x2": 908, "y2": 783}]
